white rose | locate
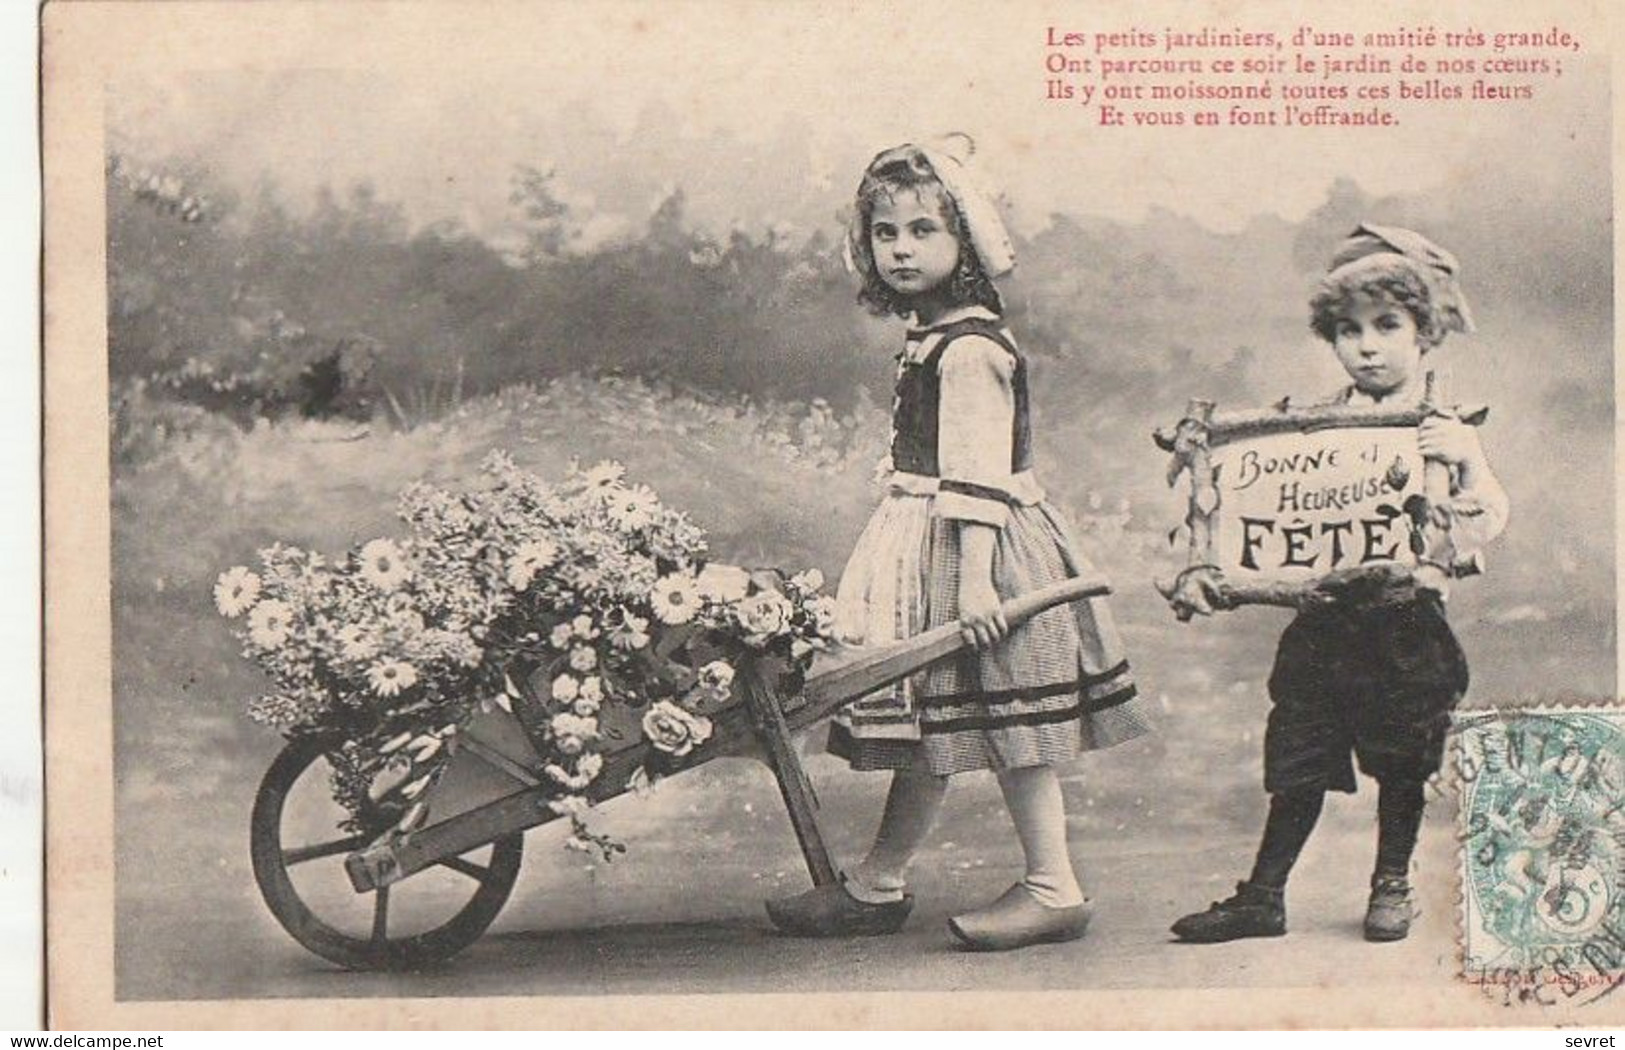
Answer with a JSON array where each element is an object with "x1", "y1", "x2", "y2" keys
[
  {"x1": 698, "y1": 660, "x2": 735, "y2": 692},
  {"x1": 791, "y1": 568, "x2": 825, "y2": 593},
  {"x1": 738, "y1": 591, "x2": 791, "y2": 637},
  {"x1": 641, "y1": 700, "x2": 714, "y2": 757},
  {"x1": 696, "y1": 563, "x2": 751, "y2": 603},
  {"x1": 808, "y1": 595, "x2": 837, "y2": 634},
  {"x1": 550, "y1": 712, "x2": 599, "y2": 740}
]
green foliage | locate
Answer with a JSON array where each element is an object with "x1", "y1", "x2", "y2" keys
[{"x1": 107, "y1": 151, "x2": 892, "y2": 433}]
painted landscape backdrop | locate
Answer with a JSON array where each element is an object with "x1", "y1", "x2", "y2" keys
[{"x1": 108, "y1": 69, "x2": 1612, "y2": 996}]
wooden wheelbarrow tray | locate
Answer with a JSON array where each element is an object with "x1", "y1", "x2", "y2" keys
[{"x1": 249, "y1": 576, "x2": 1109, "y2": 970}]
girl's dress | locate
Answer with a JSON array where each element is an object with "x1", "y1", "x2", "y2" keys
[{"x1": 829, "y1": 306, "x2": 1151, "y2": 775}]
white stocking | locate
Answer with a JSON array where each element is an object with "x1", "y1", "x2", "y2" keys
[
  {"x1": 996, "y1": 765, "x2": 1085, "y2": 908},
  {"x1": 846, "y1": 761, "x2": 949, "y2": 902}
]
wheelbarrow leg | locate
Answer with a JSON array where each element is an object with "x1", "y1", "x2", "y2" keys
[{"x1": 741, "y1": 667, "x2": 840, "y2": 888}]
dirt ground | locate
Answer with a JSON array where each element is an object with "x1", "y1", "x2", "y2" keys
[{"x1": 116, "y1": 743, "x2": 1468, "y2": 1003}]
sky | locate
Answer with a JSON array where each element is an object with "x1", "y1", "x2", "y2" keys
[{"x1": 103, "y1": 0, "x2": 1611, "y2": 245}]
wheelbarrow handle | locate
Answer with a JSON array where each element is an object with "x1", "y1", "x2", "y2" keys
[{"x1": 794, "y1": 575, "x2": 1112, "y2": 730}]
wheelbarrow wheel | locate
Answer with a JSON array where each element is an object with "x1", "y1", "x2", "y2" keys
[{"x1": 251, "y1": 734, "x2": 524, "y2": 971}]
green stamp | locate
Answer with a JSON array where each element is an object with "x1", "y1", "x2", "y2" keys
[{"x1": 1457, "y1": 709, "x2": 1625, "y2": 1005}]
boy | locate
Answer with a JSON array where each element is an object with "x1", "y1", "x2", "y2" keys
[{"x1": 1172, "y1": 224, "x2": 1509, "y2": 943}]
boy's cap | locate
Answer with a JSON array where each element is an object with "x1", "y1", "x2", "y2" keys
[{"x1": 1328, "y1": 223, "x2": 1474, "y2": 334}]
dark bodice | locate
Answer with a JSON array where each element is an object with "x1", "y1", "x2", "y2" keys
[{"x1": 890, "y1": 316, "x2": 1033, "y2": 478}]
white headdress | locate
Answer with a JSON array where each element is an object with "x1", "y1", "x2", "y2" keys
[{"x1": 844, "y1": 134, "x2": 1015, "y2": 281}]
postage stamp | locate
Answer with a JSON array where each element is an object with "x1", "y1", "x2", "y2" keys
[{"x1": 1457, "y1": 709, "x2": 1625, "y2": 1005}]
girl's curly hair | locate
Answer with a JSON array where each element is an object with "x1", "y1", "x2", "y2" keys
[
  {"x1": 1309, "y1": 255, "x2": 1450, "y2": 350},
  {"x1": 852, "y1": 149, "x2": 1003, "y2": 318}
]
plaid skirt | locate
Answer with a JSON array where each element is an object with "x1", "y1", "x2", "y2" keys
[{"x1": 829, "y1": 493, "x2": 1150, "y2": 775}]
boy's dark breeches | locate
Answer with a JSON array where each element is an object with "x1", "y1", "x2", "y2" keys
[{"x1": 1264, "y1": 592, "x2": 1469, "y2": 795}]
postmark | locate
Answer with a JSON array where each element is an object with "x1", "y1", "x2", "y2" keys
[{"x1": 1457, "y1": 708, "x2": 1625, "y2": 1006}]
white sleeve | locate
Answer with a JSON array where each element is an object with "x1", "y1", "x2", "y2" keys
[
  {"x1": 935, "y1": 336, "x2": 1016, "y2": 528},
  {"x1": 1449, "y1": 455, "x2": 1511, "y2": 554}
]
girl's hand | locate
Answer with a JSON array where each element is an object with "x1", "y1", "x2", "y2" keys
[
  {"x1": 958, "y1": 577, "x2": 1008, "y2": 650},
  {"x1": 1418, "y1": 415, "x2": 1485, "y2": 469}
]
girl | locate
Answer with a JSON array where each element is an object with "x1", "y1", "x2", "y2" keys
[{"x1": 766, "y1": 138, "x2": 1151, "y2": 950}]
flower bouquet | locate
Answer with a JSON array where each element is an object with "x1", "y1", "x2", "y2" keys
[{"x1": 216, "y1": 451, "x2": 835, "y2": 857}]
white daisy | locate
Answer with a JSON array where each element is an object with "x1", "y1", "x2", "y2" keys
[
  {"x1": 579, "y1": 676, "x2": 605, "y2": 703},
  {"x1": 579, "y1": 460, "x2": 626, "y2": 490},
  {"x1": 213, "y1": 566, "x2": 261, "y2": 618},
  {"x1": 605, "y1": 485, "x2": 659, "y2": 530},
  {"x1": 247, "y1": 599, "x2": 294, "y2": 649},
  {"x1": 549, "y1": 623, "x2": 575, "y2": 649},
  {"x1": 367, "y1": 659, "x2": 419, "y2": 697},
  {"x1": 571, "y1": 614, "x2": 600, "y2": 640},
  {"x1": 337, "y1": 624, "x2": 379, "y2": 662},
  {"x1": 569, "y1": 645, "x2": 598, "y2": 672},
  {"x1": 358, "y1": 538, "x2": 411, "y2": 593},
  {"x1": 551, "y1": 674, "x2": 580, "y2": 702},
  {"x1": 609, "y1": 611, "x2": 650, "y2": 651},
  {"x1": 650, "y1": 572, "x2": 700, "y2": 625},
  {"x1": 507, "y1": 538, "x2": 561, "y2": 591}
]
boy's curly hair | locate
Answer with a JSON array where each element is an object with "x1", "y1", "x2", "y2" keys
[
  {"x1": 1309, "y1": 255, "x2": 1452, "y2": 350},
  {"x1": 853, "y1": 150, "x2": 1003, "y2": 318}
]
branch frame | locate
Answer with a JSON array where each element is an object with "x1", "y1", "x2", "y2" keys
[{"x1": 1153, "y1": 372, "x2": 1487, "y2": 620}]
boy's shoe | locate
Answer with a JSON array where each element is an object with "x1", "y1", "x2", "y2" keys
[
  {"x1": 1364, "y1": 873, "x2": 1417, "y2": 942},
  {"x1": 947, "y1": 883, "x2": 1093, "y2": 951},
  {"x1": 765, "y1": 877, "x2": 913, "y2": 937},
  {"x1": 1170, "y1": 880, "x2": 1286, "y2": 943}
]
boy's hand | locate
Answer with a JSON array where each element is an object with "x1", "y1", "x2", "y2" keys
[
  {"x1": 1164, "y1": 567, "x2": 1230, "y2": 618},
  {"x1": 1419, "y1": 414, "x2": 1485, "y2": 469},
  {"x1": 958, "y1": 578, "x2": 1008, "y2": 650}
]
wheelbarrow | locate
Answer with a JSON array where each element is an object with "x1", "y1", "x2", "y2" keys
[{"x1": 249, "y1": 575, "x2": 1110, "y2": 970}]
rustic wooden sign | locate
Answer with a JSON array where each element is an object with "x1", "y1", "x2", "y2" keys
[{"x1": 1153, "y1": 373, "x2": 1487, "y2": 618}]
